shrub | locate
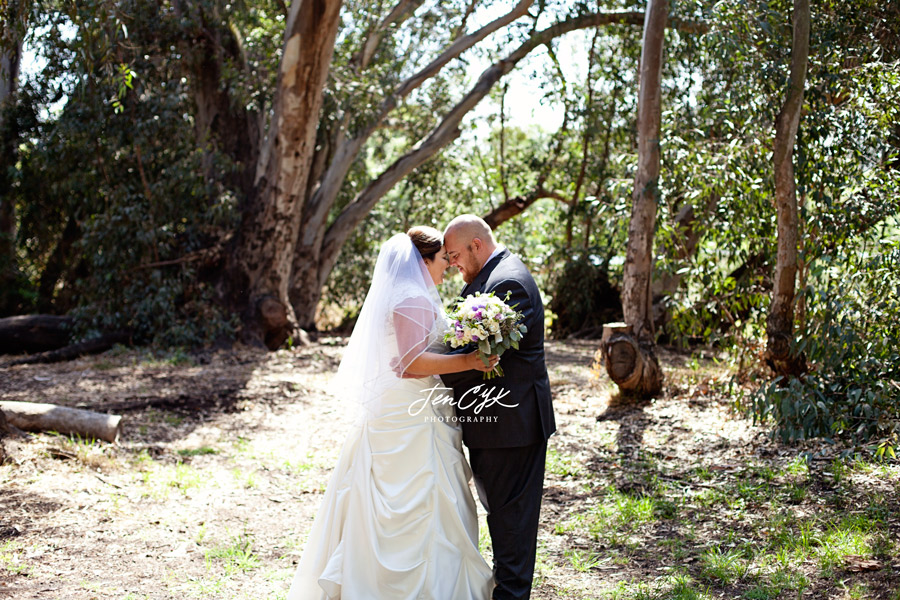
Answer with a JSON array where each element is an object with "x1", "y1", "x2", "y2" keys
[{"x1": 752, "y1": 242, "x2": 900, "y2": 454}]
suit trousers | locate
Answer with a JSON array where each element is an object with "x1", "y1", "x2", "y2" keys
[{"x1": 468, "y1": 440, "x2": 547, "y2": 600}]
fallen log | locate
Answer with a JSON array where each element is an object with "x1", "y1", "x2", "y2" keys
[
  {"x1": 0, "y1": 401, "x2": 122, "y2": 443},
  {"x1": 2, "y1": 331, "x2": 131, "y2": 367},
  {"x1": 0, "y1": 315, "x2": 72, "y2": 354}
]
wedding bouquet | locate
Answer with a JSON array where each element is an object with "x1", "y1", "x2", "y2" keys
[{"x1": 444, "y1": 291, "x2": 527, "y2": 380}]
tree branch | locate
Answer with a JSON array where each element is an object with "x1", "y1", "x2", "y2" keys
[
  {"x1": 483, "y1": 187, "x2": 569, "y2": 229},
  {"x1": 314, "y1": 9, "x2": 709, "y2": 285},
  {"x1": 324, "y1": 11, "x2": 706, "y2": 251},
  {"x1": 298, "y1": 0, "x2": 535, "y2": 255},
  {"x1": 352, "y1": 0, "x2": 425, "y2": 72}
]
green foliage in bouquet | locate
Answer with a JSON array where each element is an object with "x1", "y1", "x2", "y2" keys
[{"x1": 444, "y1": 291, "x2": 527, "y2": 380}]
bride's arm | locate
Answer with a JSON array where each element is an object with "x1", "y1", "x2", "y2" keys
[
  {"x1": 403, "y1": 350, "x2": 498, "y2": 376},
  {"x1": 394, "y1": 301, "x2": 497, "y2": 376}
]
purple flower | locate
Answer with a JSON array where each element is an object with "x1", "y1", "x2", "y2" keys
[
  {"x1": 456, "y1": 331, "x2": 464, "y2": 339},
  {"x1": 472, "y1": 335, "x2": 480, "y2": 341},
  {"x1": 475, "y1": 310, "x2": 483, "y2": 319}
]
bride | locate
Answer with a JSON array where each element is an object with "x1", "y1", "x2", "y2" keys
[{"x1": 287, "y1": 227, "x2": 496, "y2": 599}]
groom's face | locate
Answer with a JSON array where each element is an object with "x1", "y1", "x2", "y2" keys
[{"x1": 444, "y1": 233, "x2": 481, "y2": 285}]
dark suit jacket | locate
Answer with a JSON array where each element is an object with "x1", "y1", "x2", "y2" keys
[{"x1": 440, "y1": 249, "x2": 555, "y2": 449}]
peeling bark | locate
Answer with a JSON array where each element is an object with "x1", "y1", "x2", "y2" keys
[{"x1": 232, "y1": 0, "x2": 343, "y2": 348}]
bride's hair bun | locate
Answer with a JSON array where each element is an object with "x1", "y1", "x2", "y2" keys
[{"x1": 407, "y1": 226, "x2": 443, "y2": 261}]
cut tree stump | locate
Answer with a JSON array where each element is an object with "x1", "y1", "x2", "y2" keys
[
  {"x1": 0, "y1": 401, "x2": 122, "y2": 443},
  {"x1": 600, "y1": 322, "x2": 663, "y2": 399}
]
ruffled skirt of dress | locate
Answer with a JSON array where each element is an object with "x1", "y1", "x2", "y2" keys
[{"x1": 287, "y1": 377, "x2": 493, "y2": 600}]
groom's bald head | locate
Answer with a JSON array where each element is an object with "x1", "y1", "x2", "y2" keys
[{"x1": 443, "y1": 215, "x2": 497, "y2": 284}]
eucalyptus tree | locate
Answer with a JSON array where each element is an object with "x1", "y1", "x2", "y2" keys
[
  {"x1": 231, "y1": 0, "x2": 343, "y2": 348},
  {"x1": 226, "y1": 0, "x2": 708, "y2": 346},
  {"x1": 600, "y1": 0, "x2": 667, "y2": 398},
  {"x1": 765, "y1": 0, "x2": 809, "y2": 377},
  {"x1": 0, "y1": 0, "x2": 29, "y2": 314},
  {"x1": 11, "y1": 0, "x2": 708, "y2": 349}
]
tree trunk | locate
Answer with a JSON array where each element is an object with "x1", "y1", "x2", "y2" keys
[
  {"x1": 0, "y1": 401, "x2": 122, "y2": 443},
  {"x1": 37, "y1": 215, "x2": 81, "y2": 312},
  {"x1": 0, "y1": 11, "x2": 24, "y2": 299},
  {"x1": 2, "y1": 331, "x2": 130, "y2": 367},
  {"x1": 766, "y1": 0, "x2": 809, "y2": 378},
  {"x1": 600, "y1": 322, "x2": 662, "y2": 398},
  {"x1": 231, "y1": 0, "x2": 343, "y2": 348},
  {"x1": 175, "y1": 0, "x2": 261, "y2": 201},
  {"x1": 606, "y1": 0, "x2": 668, "y2": 399},
  {"x1": 0, "y1": 314, "x2": 72, "y2": 354}
]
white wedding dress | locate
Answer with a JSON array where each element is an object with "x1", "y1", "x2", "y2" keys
[{"x1": 287, "y1": 280, "x2": 493, "y2": 599}]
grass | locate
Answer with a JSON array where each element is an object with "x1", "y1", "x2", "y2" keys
[
  {"x1": 203, "y1": 533, "x2": 261, "y2": 577},
  {"x1": 0, "y1": 540, "x2": 30, "y2": 575},
  {"x1": 178, "y1": 446, "x2": 220, "y2": 457},
  {"x1": 700, "y1": 546, "x2": 749, "y2": 584},
  {"x1": 137, "y1": 458, "x2": 209, "y2": 500},
  {"x1": 46, "y1": 433, "x2": 117, "y2": 471},
  {"x1": 564, "y1": 548, "x2": 605, "y2": 572},
  {"x1": 546, "y1": 445, "x2": 584, "y2": 478},
  {"x1": 547, "y1": 437, "x2": 898, "y2": 600}
]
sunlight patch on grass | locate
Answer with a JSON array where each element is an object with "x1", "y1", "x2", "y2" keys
[
  {"x1": 137, "y1": 459, "x2": 211, "y2": 500},
  {"x1": 699, "y1": 546, "x2": 749, "y2": 584},
  {"x1": 564, "y1": 548, "x2": 606, "y2": 572},
  {"x1": 531, "y1": 544, "x2": 552, "y2": 588},
  {"x1": 0, "y1": 540, "x2": 30, "y2": 576},
  {"x1": 816, "y1": 518, "x2": 873, "y2": 574},
  {"x1": 560, "y1": 487, "x2": 659, "y2": 551},
  {"x1": 281, "y1": 451, "x2": 325, "y2": 493},
  {"x1": 478, "y1": 512, "x2": 492, "y2": 556},
  {"x1": 624, "y1": 573, "x2": 712, "y2": 600},
  {"x1": 46, "y1": 433, "x2": 118, "y2": 471},
  {"x1": 546, "y1": 446, "x2": 584, "y2": 478},
  {"x1": 204, "y1": 533, "x2": 261, "y2": 577}
]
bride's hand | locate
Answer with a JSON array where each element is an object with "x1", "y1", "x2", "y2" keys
[{"x1": 467, "y1": 352, "x2": 499, "y2": 372}]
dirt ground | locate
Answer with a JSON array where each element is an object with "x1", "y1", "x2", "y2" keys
[{"x1": 0, "y1": 340, "x2": 897, "y2": 599}]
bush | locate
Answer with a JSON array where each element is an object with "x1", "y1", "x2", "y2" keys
[
  {"x1": 548, "y1": 255, "x2": 621, "y2": 339},
  {"x1": 752, "y1": 242, "x2": 900, "y2": 454}
]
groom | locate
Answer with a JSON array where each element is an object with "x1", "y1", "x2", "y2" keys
[{"x1": 440, "y1": 215, "x2": 555, "y2": 600}]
